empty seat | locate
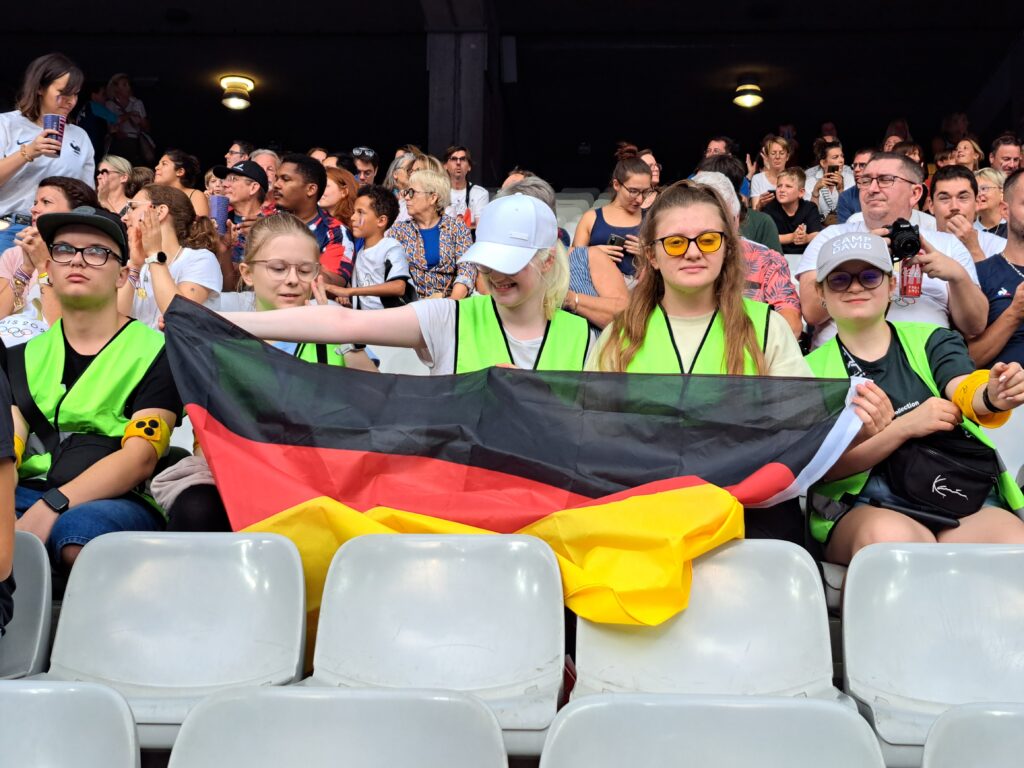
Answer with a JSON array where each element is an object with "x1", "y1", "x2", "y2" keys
[
  {"x1": 308, "y1": 534, "x2": 564, "y2": 756},
  {"x1": 0, "y1": 680, "x2": 139, "y2": 767},
  {"x1": 169, "y1": 687, "x2": 507, "y2": 768},
  {"x1": 844, "y1": 544, "x2": 1024, "y2": 768},
  {"x1": 573, "y1": 540, "x2": 844, "y2": 702},
  {"x1": 922, "y1": 702, "x2": 1024, "y2": 768},
  {"x1": 0, "y1": 531, "x2": 52, "y2": 678},
  {"x1": 35, "y1": 532, "x2": 305, "y2": 749},
  {"x1": 540, "y1": 694, "x2": 885, "y2": 768}
]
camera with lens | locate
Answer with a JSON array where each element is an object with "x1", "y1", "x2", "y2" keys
[{"x1": 885, "y1": 218, "x2": 921, "y2": 261}]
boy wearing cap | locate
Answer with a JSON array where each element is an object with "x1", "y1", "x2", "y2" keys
[
  {"x1": 221, "y1": 194, "x2": 592, "y2": 374},
  {"x1": 806, "y1": 232, "x2": 1024, "y2": 565},
  {"x1": 6, "y1": 206, "x2": 182, "y2": 568}
]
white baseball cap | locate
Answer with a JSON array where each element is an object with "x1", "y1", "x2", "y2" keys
[
  {"x1": 815, "y1": 232, "x2": 894, "y2": 282},
  {"x1": 460, "y1": 193, "x2": 558, "y2": 274}
]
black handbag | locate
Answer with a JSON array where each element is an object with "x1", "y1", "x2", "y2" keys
[{"x1": 882, "y1": 431, "x2": 1000, "y2": 520}]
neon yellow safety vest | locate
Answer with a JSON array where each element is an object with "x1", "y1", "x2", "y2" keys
[
  {"x1": 454, "y1": 294, "x2": 591, "y2": 373},
  {"x1": 624, "y1": 299, "x2": 772, "y2": 374},
  {"x1": 14, "y1": 319, "x2": 167, "y2": 514},
  {"x1": 294, "y1": 342, "x2": 346, "y2": 366},
  {"x1": 806, "y1": 321, "x2": 1024, "y2": 543}
]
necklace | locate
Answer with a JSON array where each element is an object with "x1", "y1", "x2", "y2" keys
[{"x1": 1004, "y1": 255, "x2": 1024, "y2": 282}]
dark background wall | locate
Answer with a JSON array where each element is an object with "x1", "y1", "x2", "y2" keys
[{"x1": 2, "y1": 1, "x2": 1022, "y2": 188}]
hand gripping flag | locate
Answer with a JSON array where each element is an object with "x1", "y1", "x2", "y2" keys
[{"x1": 164, "y1": 298, "x2": 862, "y2": 627}]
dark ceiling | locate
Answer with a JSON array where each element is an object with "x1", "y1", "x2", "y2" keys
[{"x1": 2, "y1": 1, "x2": 1023, "y2": 186}]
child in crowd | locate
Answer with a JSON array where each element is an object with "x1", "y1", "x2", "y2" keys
[
  {"x1": 763, "y1": 168, "x2": 823, "y2": 255},
  {"x1": 326, "y1": 185, "x2": 412, "y2": 310},
  {"x1": 154, "y1": 213, "x2": 374, "y2": 532}
]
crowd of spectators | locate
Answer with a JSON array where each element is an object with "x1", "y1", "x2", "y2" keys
[{"x1": 1, "y1": 52, "x2": 1024, "y2": 631}]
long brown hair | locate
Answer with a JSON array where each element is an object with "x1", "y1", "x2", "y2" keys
[
  {"x1": 324, "y1": 166, "x2": 357, "y2": 227},
  {"x1": 141, "y1": 184, "x2": 218, "y2": 252},
  {"x1": 599, "y1": 181, "x2": 767, "y2": 375}
]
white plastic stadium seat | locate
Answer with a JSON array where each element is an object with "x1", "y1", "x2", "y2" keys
[
  {"x1": 0, "y1": 680, "x2": 139, "y2": 767},
  {"x1": 168, "y1": 687, "x2": 507, "y2": 768},
  {"x1": 540, "y1": 694, "x2": 885, "y2": 768},
  {"x1": 983, "y1": 418, "x2": 1024, "y2": 490},
  {"x1": 844, "y1": 544, "x2": 1024, "y2": 768},
  {"x1": 368, "y1": 344, "x2": 431, "y2": 375},
  {"x1": 561, "y1": 187, "x2": 600, "y2": 199},
  {"x1": 573, "y1": 540, "x2": 845, "y2": 703},
  {"x1": 35, "y1": 532, "x2": 305, "y2": 749},
  {"x1": 0, "y1": 531, "x2": 52, "y2": 678},
  {"x1": 307, "y1": 534, "x2": 564, "y2": 756},
  {"x1": 922, "y1": 702, "x2": 1024, "y2": 768}
]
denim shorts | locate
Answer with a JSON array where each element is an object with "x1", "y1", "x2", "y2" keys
[
  {"x1": 850, "y1": 472, "x2": 1007, "y2": 532},
  {"x1": 0, "y1": 222, "x2": 26, "y2": 253},
  {"x1": 16, "y1": 486, "x2": 163, "y2": 562}
]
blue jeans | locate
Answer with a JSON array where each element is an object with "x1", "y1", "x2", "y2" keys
[
  {"x1": 0, "y1": 223, "x2": 26, "y2": 253},
  {"x1": 16, "y1": 486, "x2": 163, "y2": 562}
]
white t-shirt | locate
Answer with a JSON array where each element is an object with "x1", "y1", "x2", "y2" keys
[
  {"x1": 585, "y1": 309, "x2": 810, "y2": 376},
  {"x1": 412, "y1": 298, "x2": 543, "y2": 375},
  {"x1": 975, "y1": 230, "x2": 1008, "y2": 258},
  {"x1": 0, "y1": 111, "x2": 96, "y2": 215},
  {"x1": 796, "y1": 221, "x2": 979, "y2": 347},
  {"x1": 445, "y1": 184, "x2": 490, "y2": 224},
  {"x1": 353, "y1": 237, "x2": 411, "y2": 311},
  {"x1": 750, "y1": 172, "x2": 775, "y2": 198},
  {"x1": 846, "y1": 209, "x2": 937, "y2": 231},
  {"x1": 804, "y1": 167, "x2": 857, "y2": 217},
  {"x1": 131, "y1": 247, "x2": 223, "y2": 329}
]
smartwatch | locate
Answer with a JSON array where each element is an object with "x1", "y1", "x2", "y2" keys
[
  {"x1": 41, "y1": 488, "x2": 70, "y2": 514},
  {"x1": 145, "y1": 252, "x2": 168, "y2": 265}
]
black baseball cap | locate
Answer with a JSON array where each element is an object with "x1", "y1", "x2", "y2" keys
[
  {"x1": 212, "y1": 160, "x2": 268, "y2": 192},
  {"x1": 37, "y1": 206, "x2": 130, "y2": 264}
]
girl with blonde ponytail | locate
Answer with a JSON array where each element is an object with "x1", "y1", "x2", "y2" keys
[{"x1": 590, "y1": 180, "x2": 808, "y2": 376}]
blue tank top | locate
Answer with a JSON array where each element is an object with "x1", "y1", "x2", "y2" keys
[{"x1": 589, "y1": 207, "x2": 641, "y2": 277}]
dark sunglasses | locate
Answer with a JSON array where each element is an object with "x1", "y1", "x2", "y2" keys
[{"x1": 824, "y1": 268, "x2": 887, "y2": 292}]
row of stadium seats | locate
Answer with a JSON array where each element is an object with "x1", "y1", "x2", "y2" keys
[
  {"x1": 2, "y1": 684, "x2": 1020, "y2": 768},
  {"x1": 2, "y1": 534, "x2": 1024, "y2": 765}
]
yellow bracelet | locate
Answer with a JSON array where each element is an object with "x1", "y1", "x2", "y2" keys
[
  {"x1": 13, "y1": 434, "x2": 25, "y2": 469},
  {"x1": 953, "y1": 370, "x2": 1011, "y2": 428}
]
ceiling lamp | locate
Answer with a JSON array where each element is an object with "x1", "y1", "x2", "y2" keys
[
  {"x1": 733, "y1": 78, "x2": 763, "y2": 108},
  {"x1": 220, "y1": 76, "x2": 254, "y2": 110}
]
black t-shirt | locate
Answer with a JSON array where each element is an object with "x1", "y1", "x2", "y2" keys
[
  {"x1": 763, "y1": 200, "x2": 824, "y2": 254},
  {"x1": 839, "y1": 324, "x2": 982, "y2": 450},
  {"x1": 0, "y1": 368, "x2": 15, "y2": 633}
]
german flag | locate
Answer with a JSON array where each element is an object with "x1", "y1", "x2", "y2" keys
[{"x1": 164, "y1": 298, "x2": 861, "y2": 626}]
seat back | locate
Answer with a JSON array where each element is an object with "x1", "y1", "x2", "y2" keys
[
  {"x1": 168, "y1": 687, "x2": 507, "y2": 768},
  {"x1": 49, "y1": 532, "x2": 305, "y2": 695},
  {"x1": 0, "y1": 680, "x2": 139, "y2": 767},
  {"x1": 844, "y1": 544, "x2": 1024, "y2": 711},
  {"x1": 574, "y1": 540, "x2": 834, "y2": 697},
  {"x1": 0, "y1": 531, "x2": 52, "y2": 678},
  {"x1": 540, "y1": 694, "x2": 885, "y2": 768},
  {"x1": 313, "y1": 534, "x2": 564, "y2": 697},
  {"x1": 922, "y1": 703, "x2": 1024, "y2": 768}
]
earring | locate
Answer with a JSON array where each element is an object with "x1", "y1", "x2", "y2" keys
[{"x1": 820, "y1": 299, "x2": 827, "y2": 308}]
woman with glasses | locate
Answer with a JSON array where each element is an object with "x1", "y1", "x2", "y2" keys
[
  {"x1": 0, "y1": 177, "x2": 99, "y2": 342},
  {"x1": 749, "y1": 136, "x2": 792, "y2": 211},
  {"x1": 587, "y1": 180, "x2": 808, "y2": 376},
  {"x1": 806, "y1": 232, "x2": 1024, "y2": 565},
  {"x1": 572, "y1": 147, "x2": 653, "y2": 281},
  {"x1": 119, "y1": 184, "x2": 222, "y2": 329},
  {"x1": 217, "y1": 194, "x2": 590, "y2": 376},
  {"x1": 637, "y1": 145, "x2": 662, "y2": 211},
  {"x1": 0, "y1": 53, "x2": 95, "y2": 253},
  {"x1": 155, "y1": 213, "x2": 373, "y2": 533},
  {"x1": 383, "y1": 151, "x2": 417, "y2": 222},
  {"x1": 975, "y1": 168, "x2": 1007, "y2": 237},
  {"x1": 386, "y1": 169, "x2": 475, "y2": 299},
  {"x1": 96, "y1": 155, "x2": 134, "y2": 216},
  {"x1": 152, "y1": 149, "x2": 210, "y2": 218}
]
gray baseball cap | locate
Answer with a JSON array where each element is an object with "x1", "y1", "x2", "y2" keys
[{"x1": 815, "y1": 232, "x2": 894, "y2": 282}]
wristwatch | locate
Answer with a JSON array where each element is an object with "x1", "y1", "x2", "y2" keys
[
  {"x1": 145, "y1": 251, "x2": 168, "y2": 265},
  {"x1": 41, "y1": 487, "x2": 70, "y2": 514}
]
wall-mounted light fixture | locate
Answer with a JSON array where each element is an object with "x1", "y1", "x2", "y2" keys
[
  {"x1": 733, "y1": 77, "x2": 763, "y2": 108},
  {"x1": 220, "y1": 76, "x2": 254, "y2": 110}
]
